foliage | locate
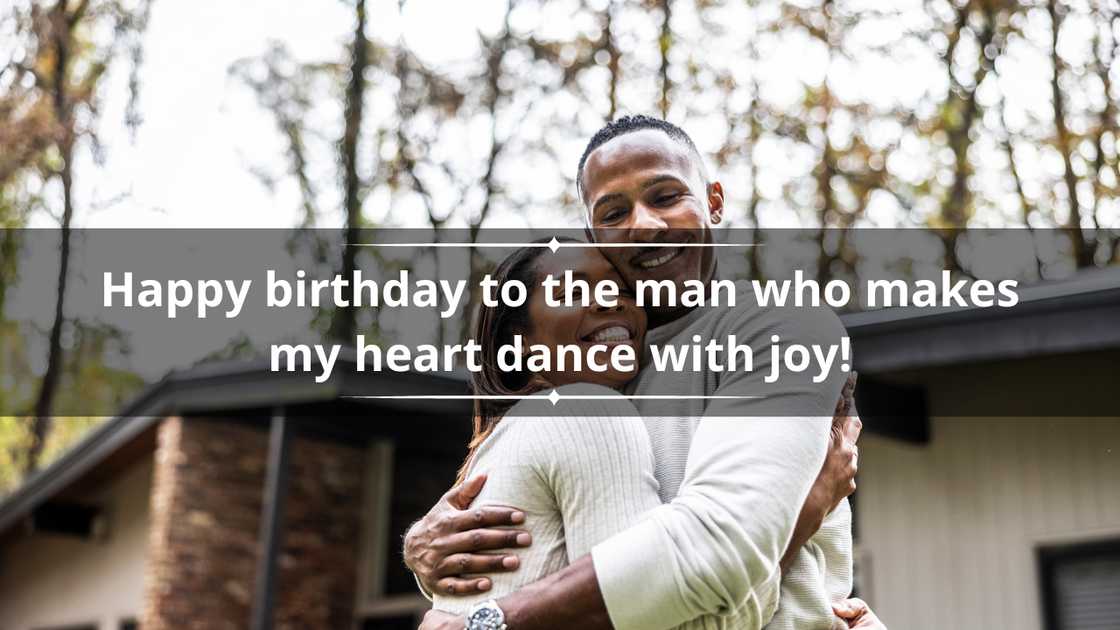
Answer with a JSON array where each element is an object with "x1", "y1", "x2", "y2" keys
[
  {"x1": 1, "y1": 0, "x2": 152, "y2": 477},
  {"x1": 0, "y1": 320, "x2": 143, "y2": 495}
]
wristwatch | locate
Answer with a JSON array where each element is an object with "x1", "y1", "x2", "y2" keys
[{"x1": 465, "y1": 599, "x2": 507, "y2": 630}]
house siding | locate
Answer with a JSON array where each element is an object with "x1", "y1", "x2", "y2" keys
[
  {"x1": 0, "y1": 455, "x2": 152, "y2": 630},
  {"x1": 857, "y1": 417, "x2": 1120, "y2": 630}
]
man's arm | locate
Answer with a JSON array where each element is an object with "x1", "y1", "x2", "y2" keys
[
  {"x1": 420, "y1": 558, "x2": 607, "y2": 630},
  {"x1": 586, "y1": 307, "x2": 849, "y2": 630},
  {"x1": 404, "y1": 474, "x2": 532, "y2": 597}
]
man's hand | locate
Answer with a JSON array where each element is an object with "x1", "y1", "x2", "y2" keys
[
  {"x1": 404, "y1": 473, "x2": 532, "y2": 596},
  {"x1": 781, "y1": 373, "x2": 861, "y2": 573},
  {"x1": 833, "y1": 598, "x2": 887, "y2": 629},
  {"x1": 418, "y1": 609, "x2": 465, "y2": 630}
]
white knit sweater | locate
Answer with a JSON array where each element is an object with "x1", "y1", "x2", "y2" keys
[
  {"x1": 434, "y1": 385, "x2": 757, "y2": 629},
  {"x1": 434, "y1": 288, "x2": 852, "y2": 630},
  {"x1": 432, "y1": 386, "x2": 851, "y2": 630}
]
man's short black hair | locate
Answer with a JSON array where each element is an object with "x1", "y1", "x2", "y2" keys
[{"x1": 576, "y1": 114, "x2": 706, "y2": 201}]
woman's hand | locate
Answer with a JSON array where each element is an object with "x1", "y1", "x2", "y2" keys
[
  {"x1": 404, "y1": 473, "x2": 533, "y2": 596},
  {"x1": 833, "y1": 598, "x2": 887, "y2": 629},
  {"x1": 781, "y1": 373, "x2": 861, "y2": 572},
  {"x1": 818, "y1": 372, "x2": 862, "y2": 513}
]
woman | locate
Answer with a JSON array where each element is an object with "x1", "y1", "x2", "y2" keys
[{"x1": 433, "y1": 240, "x2": 882, "y2": 630}]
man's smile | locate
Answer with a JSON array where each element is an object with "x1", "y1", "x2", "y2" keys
[{"x1": 633, "y1": 246, "x2": 684, "y2": 269}]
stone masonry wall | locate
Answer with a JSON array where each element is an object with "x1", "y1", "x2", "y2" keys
[{"x1": 141, "y1": 417, "x2": 365, "y2": 630}]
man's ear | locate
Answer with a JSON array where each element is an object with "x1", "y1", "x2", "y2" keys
[{"x1": 707, "y1": 181, "x2": 725, "y2": 225}]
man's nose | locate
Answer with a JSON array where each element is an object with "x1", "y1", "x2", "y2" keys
[{"x1": 627, "y1": 203, "x2": 668, "y2": 242}]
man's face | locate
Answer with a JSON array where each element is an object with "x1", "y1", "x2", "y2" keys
[{"x1": 582, "y1": 129, "x2": 724, "y2": 309}]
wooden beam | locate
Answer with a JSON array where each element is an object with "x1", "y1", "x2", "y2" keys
[
  {"x1": 249, "y1": 407, "x2": 292, "y2": 630},
  {"x1": 854, "y1": 376, "x2": 930, "y2": 443}
]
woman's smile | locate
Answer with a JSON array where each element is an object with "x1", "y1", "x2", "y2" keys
[{"x1": 581, "y1": 322, "x2": 635, "y2": 344}]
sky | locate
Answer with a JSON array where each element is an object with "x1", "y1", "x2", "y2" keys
[
  {"x1": 30, "y1": 0, "x2": 513, "y2": 228},
  {"x1": 23, "y1": 0, "x2": 958, "y2": 229}
]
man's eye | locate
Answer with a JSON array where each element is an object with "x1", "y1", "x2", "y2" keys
[
  {"x1": 656, "y1": 192, "x2": 681, "y2": 205},
  {"x1": 599, "y1": 208, "x2": 625, "y2": 224}
]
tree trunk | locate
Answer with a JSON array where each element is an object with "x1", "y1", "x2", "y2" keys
[
  {"x1": 27, "y1": 0, "x2": 75, "y2": 473},
  {"x1": 604, "y1": 1, "x2": 620, "y2": 120},
  {"x1": 816, "y1": 110, "x2": 836, "y2": 282},
  {"x1": 330, "y1": 0, "x2": 368, "y2": 342},
  {"x1": 938, "y1": 4, "x2": 994, "y2": 273},
  {"x1": 658, "y1": 0, "x2": 672, "y2": 118},
  {"x1": 1048, "y1": 0, "x2": 1093, "y2": 267},
  {"x1": 1090, "y1": 8, "x2": 1116, "y2": 260},
  {"x1": 460, "y1": 0, "x2": 514, "y2": 342},
  {"x1": 815, "y1": 0, "x2": 836, "y2": 282},
  {"x1": 999, "y1": 94, "x2": 1044, "y2": 280}
]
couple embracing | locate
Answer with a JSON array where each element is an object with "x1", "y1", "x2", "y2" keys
[{"x1": 405, "y1": 115, "x2": 886, "y2": 630}]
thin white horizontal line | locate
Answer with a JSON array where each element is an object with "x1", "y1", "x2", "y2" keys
[
  {"x1": 346, "y1": 242, "x2": 760, "y2": 248},
  {"x1": 343, "y1": 392, "x2": 762, "y2": 403}
]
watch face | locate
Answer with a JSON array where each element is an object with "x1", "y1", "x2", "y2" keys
[{"x1": 468, "y1": 605, "x2": 503, "y2": 630}]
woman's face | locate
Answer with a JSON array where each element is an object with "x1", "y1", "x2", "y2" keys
[{"x1": 521, "y1": 248, "x2": 647, "y2": 390}]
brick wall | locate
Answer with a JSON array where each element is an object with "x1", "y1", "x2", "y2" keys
[{"x1": 141, "y1": 417, "x2": 365, "y2": 630}]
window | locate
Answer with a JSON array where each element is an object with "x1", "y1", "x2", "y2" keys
[
  {"x1": 355, "y1": 441, "x2": 432, "y2": 626},
  {"x1": 1039, "y1": 538, "x2": 1120, "y2": 630},
  {"x1": 355, "y1": 440, "x2": 395, "y2": 607}
]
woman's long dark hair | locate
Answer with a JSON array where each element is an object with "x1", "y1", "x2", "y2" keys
[{"x1": 455, "y1": 237, "x2": 581, "y2": 484}]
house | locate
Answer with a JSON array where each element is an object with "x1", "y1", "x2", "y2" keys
[
  {"x1": 0, "y1": 362, "x2": 474, "y2": 630},
  {"x1": 846, "y1": 267, "x2": 1120, "y2": 630},
  {"x1": 1, "y1": 268, "x2": 1118, "y2": 630}
]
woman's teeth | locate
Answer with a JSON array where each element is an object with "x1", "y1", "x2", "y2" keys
[
  {"x1": 588, "y1": 326, "x2": 632, "y2": 343},
  {"x1": 638, "y1": 248, "x2": 681, "y2": 269}
]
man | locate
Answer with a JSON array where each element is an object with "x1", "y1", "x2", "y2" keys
[{"x1": 408, "y1": 115, "x2": 868, "y2": 630}]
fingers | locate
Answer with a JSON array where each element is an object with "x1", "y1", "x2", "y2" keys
[
  {"x1": 844, "y1": 372, "x2": 862, "y2": 442},
  {"x1": 439, "y1": 527, "x2": 532, "y2": 555},
  {"x1": 436, "y1": 576, "x2": 496, "y2": 596},
  {"x1": 445, "y1": 473, "x2": 488, "y2": 510},
  {"x1": 833, "y1": 597, "x2": 869, "y2": 620},
  {"x1": 439, "y1": 552, "x2": 521, "y2": 576},
  {"x1": 447, "y1": 506, "x2": 526, "y2": 533},
  {"x1": 845, "y1": 371, "x2": 859, "y2": 396},
  {"x1": 844, "y1": 413, "x2": 863, "y2": 443},
  {"x1": 845, "y1": 440, "x2": 859, "y2": 494},
  {"x1": 853, "y1": 608, "x2": 883, "y2": 630}
]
